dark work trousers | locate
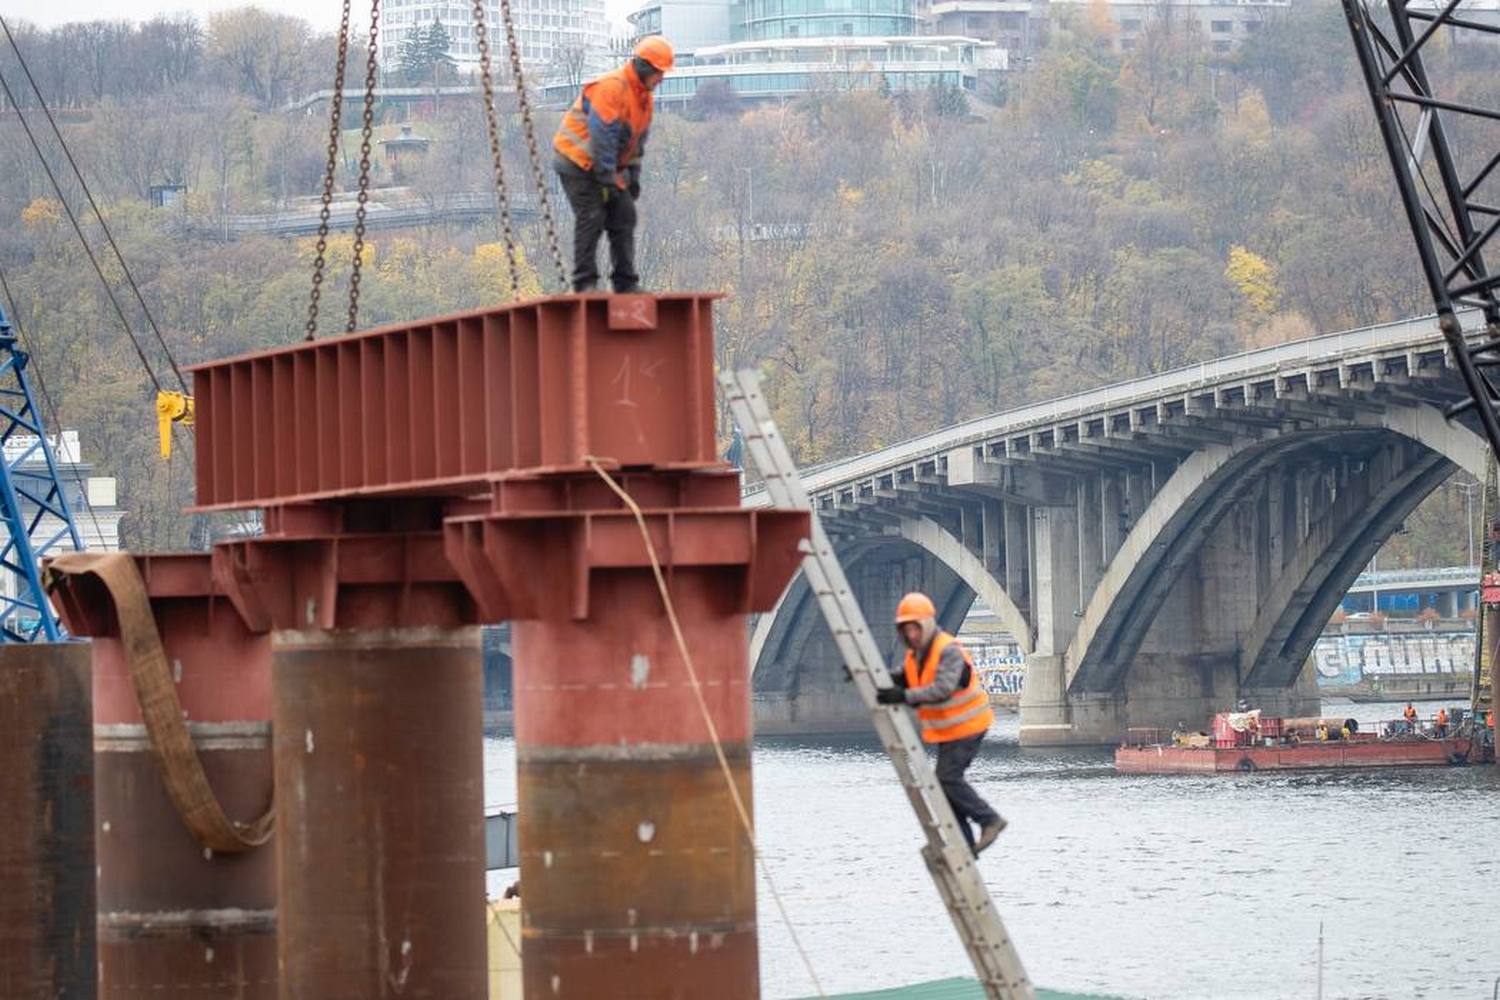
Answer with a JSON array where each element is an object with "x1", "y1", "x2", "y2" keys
[
  {"x1": 556, "y1": 159, "x2": 638, "y2": 292},
  {"x1": 935, "y1": 731, "x2": 998, "y2": 854}
]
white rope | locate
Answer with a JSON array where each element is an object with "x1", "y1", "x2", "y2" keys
[{"x1": 585, "y1": 456, "x2": 825, "y2": 997}]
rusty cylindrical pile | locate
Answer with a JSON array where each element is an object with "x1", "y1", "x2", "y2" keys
[
  {"x1": 0, "y1": 642, "x2": 95, "y2": 997},
  {"x1": 49, "y1": 553, "x2": 277, "y2": 999}
]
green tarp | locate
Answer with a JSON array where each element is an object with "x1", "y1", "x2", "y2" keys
[{"x1": 808, "y1": 978, "x2": 1127, "y2": 1000}]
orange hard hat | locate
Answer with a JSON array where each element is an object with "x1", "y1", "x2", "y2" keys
[
  {"x1": 894, "y1": 592, "x2": 936, "y2": 625},
  {"x1": 635, "y1": 35, "x2": 674, "y2": 73}
]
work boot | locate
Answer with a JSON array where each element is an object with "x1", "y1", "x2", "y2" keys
[
  {"x1": 975, "y1": 817, "x2": 1007, "y2": 853},
  {"x1": 613, "y1": 281, "x2": 645, "y2": 294},
  {"x1": 572, "y1": 280, "x2": 597, "y2": 293}
]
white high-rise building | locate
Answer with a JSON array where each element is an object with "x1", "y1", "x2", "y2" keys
[
  {"x1": 0, "y1": 430, "x2": 123, "y2": 635},
  {"x1": 381, "y1": 0, "x2": 610, "y2": 83}
]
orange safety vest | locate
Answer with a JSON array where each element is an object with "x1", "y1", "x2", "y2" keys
[
  {"x1": 1403, "y1": 705, "x2": 1417, "y2": 721},
  {"x1": 902, "y1": 632, "x2": 994, "y2": 744},
  {"x1": 1487, "y1": 710, "x2": 1495, "y2": 728},
  {"x1": 1437, "y1": 708, "x2": 1448, "y2": 725},
  {"x1": 553, "y1": 62, "x2": 653, "y2": 187}
]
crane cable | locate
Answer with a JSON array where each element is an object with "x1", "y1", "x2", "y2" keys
[
  {"x1": 304, "y1": 0, "x2": 382, "y2": 340},
  {"x1": 304, "y1": 0, "x2": 353, "y2": 341},
  {"x1": 1, "y1": 18, "x2": 194, "y2": 455},
  {"x1": 472, "y1": 0, "x2": 525, "y2": 298},
  {"x1": 0, "y1": 68, "x2": 163, "y2": 393},
  {"x1": 495, "y1": 0, "x2": 570, "y2": 288},
  {"x1": 468, "y1": 0, "x2": 570, "y2": 291},
  {"x1": 0, "y1": 262, "x2": 111, "y2": 552},
  {"x1": 0, "y1": 14, "x2": 187, "y2": 393},
  {"x1": 345, "y1": 0, "x2": 382, "y2": 333}
]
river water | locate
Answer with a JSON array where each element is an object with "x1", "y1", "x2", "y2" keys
[{"x1": 484, "y1": 700, "x2": 1500, "y2": 1000}]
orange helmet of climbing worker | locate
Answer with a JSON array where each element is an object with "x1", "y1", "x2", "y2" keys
[
  {"x1": 894, "y1": 592, "x2": 937, "y2": 625},
  {"x1": 635, "y1": 36, "x2": 675, "y2": 73}
]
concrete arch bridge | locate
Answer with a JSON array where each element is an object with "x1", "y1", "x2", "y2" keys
[{"x1": 745, "y1": 313, "x2": 1488, "y2": 745}]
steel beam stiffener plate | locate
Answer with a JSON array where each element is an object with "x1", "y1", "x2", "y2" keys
[{"x1": 188, "y1": 294, "x2": 720, "y2": 510}]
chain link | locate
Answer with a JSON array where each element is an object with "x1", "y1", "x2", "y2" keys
[
  {"x1": 305, "y1": 0, "x2": 352, "y2": 341},
  {"x1": 496, "y1": 0, "x2": 570, "y2": 289},
  {"x1": 346, "y1": 0, "x2": 381, "y2": 333},
  {"x1": 471, "y1": 0, "x2": 522, "y2": 299}
]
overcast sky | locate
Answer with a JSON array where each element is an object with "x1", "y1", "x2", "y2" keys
[{"x1": 6, "y1": 0, "x2": 635, "y2": 32}]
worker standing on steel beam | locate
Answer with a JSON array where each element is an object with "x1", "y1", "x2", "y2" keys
[
  {"x1": 877, "y1": 592, "x2": 1007, "y2": 855},
  {"x1": 552, "y1": 36, "x2": 674, "y2": 293}
]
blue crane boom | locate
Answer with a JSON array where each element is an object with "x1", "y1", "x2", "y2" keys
[{"x1": 0, "y1": 301, "x2": 83, "y2": 641}]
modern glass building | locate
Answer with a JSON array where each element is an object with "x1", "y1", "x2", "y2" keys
[
  {"x1": 739, "y1": 0, "x2": 921, "y2": 40},
  {"x1": 654, "y1": 36, "x2": 1003, "y2": 104},
  {"x1": 625, "y1": 0, "x2": 1004, "y2": 105},
  {"x1": 627, "y1": 0, "x2": 738, "y2": 50}
]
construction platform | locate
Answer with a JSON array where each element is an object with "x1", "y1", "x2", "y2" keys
[{"x1": 1115, "y1": 735, "x2": 1483, "y2": 773}]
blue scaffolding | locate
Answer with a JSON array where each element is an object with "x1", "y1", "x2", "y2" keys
[{"x1": 0, "y1": 302, "x2": 82, "y2": 641}]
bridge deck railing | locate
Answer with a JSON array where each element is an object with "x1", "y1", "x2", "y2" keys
[{"x1": 745, "y1": 309, "x2": 1476, "y2": 503}]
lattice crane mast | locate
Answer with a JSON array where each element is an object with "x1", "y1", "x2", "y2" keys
[
  {"x1": 1341, "y1": 0, "x2": 1500, "y2": 721},
  {"x1": 0, "y1": 301, "x2": 83, "y2": 641},
  {"x1": 1343, "y1": 0, "x2": 1500, "y2": 456}
]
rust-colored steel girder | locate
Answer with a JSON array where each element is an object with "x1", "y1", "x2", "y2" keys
[
  {"x1": 51, "y1": 554, "x2": 276, "y2": 1000},
  {"x1": 189, "y1": 295, "x2": 719, "y2": 511},
  {"x1": 169, "y1": 290, "x2": 807, "y2": 1000},
  {"x1": 0, "y1": 642, "x2": 95, "y2": 999}
]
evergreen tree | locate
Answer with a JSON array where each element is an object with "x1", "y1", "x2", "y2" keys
[
  {"x1": 425, "y1": 20, "x2": 457, "y2": 84},
  {"x1": 398, "y1": 26, "x2": 433, "y2": 85}
]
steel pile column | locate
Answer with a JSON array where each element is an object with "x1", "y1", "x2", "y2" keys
[
  {"x1": 513, "y1": 573, "x2": 760, "y2": 994},
  {"x1": 0, "y1": 642, "x2": 95, "y2": 998},
  {"x1": 447, "y1": 474, "x2": 805, "y2": 999},
  {"x1": 51, "y1": 554, "x2": 276, "y2": 999},
  {"x1": 213, "y1": 503, "x2": 487, "y2": 1000},
  {"x1": 271, "y1": 627, "x2": 485, "y2": 998}
]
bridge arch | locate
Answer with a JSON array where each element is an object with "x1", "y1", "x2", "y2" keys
[
  {"x1": 751, "y1": 515, "x2": 1028, "y2": 689},
  {"x1": 1065, "y1": 403, "x2": 1487, "y2": 694}
]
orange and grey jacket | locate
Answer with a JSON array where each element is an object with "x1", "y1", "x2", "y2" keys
[
  {"x1": 553, "y1": 61, "x2": 654, "y2": 189},
  {"x1": 899, "y1": 632, "x2": 994, "y2": 744}
]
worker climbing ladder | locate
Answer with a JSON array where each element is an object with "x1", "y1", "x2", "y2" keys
[{"x1": 722, "y1": 368, "x2": 1033, "y2": 1000}]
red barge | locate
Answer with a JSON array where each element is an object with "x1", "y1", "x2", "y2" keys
[{"x1": 1115, "y1": 710, "x2": 1494, "y2": 774}]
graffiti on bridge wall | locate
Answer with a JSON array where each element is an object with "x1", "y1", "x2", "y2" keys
[
  {"x1": 1313, "y1": 631, "x2": 1476, "y2": 686},
  {"x1": 965, "y1": 639, "x2": 1026, "y2": 695}
]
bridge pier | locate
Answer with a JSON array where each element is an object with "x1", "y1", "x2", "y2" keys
[{"x1": 1019, "y1": 652, "x2": 1321, "y2": 746}]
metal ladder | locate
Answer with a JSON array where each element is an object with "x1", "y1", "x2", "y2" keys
[
  {"x1": 1475, "y1": 456, "x2": 1497, "y2": 719},
  {"x1": 722, "y1": 369, "x2": 1033, "y2": 1000}
]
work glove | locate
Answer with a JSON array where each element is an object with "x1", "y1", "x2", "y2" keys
[
  {"x1": 628, "y1": 180, "x2": 641, "y2": 200},
  {"x1": 600, "y1": 185, "x2": 613, "y2": 204},
  {"x1": 875, "y1": 687, "x2": 906, "y2": 706},
  {"x1": 627, "y1": 165, "x2": 641, "y2": 200}
]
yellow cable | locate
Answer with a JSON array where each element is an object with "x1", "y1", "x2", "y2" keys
[{"x1": 585, "y1": 457, "x2": 825, "y2": 998}]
